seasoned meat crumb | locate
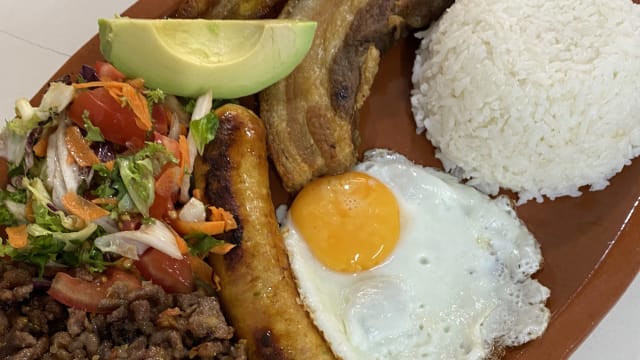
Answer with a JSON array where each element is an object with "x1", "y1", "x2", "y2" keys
[
  {"x1": 187, "y1": 296, "x2": 235, "y2": 339},
  {"x1": 0, "y1": 261, "x2": 246, "y2": 359}
]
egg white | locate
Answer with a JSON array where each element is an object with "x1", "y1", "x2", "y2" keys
[{"x1": 282, "y1": 149, "x2": 550, "y2": 360}]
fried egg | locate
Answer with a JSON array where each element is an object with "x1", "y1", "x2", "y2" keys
[{"x1": 281, "y1": 149, "x2": 550, "y2": 360}]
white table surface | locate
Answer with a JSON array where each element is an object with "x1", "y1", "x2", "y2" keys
[{"x1": 0, "y1": 1, "x2": 639, "y2": 359}]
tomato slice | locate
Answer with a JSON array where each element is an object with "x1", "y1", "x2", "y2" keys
[
  {"x1": 148, "y1": 135, "x2": 181, "y2": 220},
  {"x1": 135, "y1": 248, "x2": 193, "y2": 294},
  {"x1": 48, "y1": 268, "x2": 141, "y2": 313},
  {"x1": 95, "y1": 61, "x2": 126, "y2": 82},
  {"x1": 152, "y1": 104, "x2": 170, "y2": 136},
  {"x1": 68, "y1": 87, "x2": 147, "y2": 147},
  {"x1": 148, "y1": 191, "x2": 174, "y2": 220},
  {"x1": 149, "y1": 164, "x2": 181, "y2": 219},
  {"x1": 153, "y1": 132, "x2": 181, "y2": 161}
]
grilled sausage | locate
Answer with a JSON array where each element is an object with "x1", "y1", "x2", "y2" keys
[{"x1": 193, "y1": 104, "x2": 335, "y2": 360}]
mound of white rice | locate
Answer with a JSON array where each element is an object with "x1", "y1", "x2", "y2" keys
[{"x1": 411, "y1": 0, "x2": 640, "y2": 204}]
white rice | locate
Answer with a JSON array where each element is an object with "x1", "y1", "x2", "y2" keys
[{"x1": 410, "y1": 0, "x2": 640, "y2": 204}]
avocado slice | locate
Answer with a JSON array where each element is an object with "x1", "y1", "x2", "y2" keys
[{"x1": 98, "y1": 18, "x2": 317, "y2": 98}]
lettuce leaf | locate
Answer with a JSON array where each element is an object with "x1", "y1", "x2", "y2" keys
[
  {"x1": 0, "y1": 234, "x2": 63, "y2": 276},
  {"x1": 118, "y1": 157, "x2": 154, "y2": 218},
  {"x1": 27, "y1": 222, "x2": 99, "y2": 250},
  {"x1": 189, "y1": 112, "x2": 219, "y2": 155},
  {"x1": 22, "y1": 177, "x2": 83, "y2": 232},
  {"x1": 32, "y1": 200, "x2": 65, "y2": 232},
  {"x1": 83, "y1": 111, "x2": 105, "y2": 142},
  {"x1": 0, "y1": 188, "x2": 27, "y2": 204},
  {"x1": 0, "y1": 232, "x2": 107, "y2": 276},
  {"x1": 133, "y1": 142, "x2": 177, "y2": 176},
  {"x1": 0, "y1": 205, "x2": 18, "y2": 226},
  {"x1": 7, "y1": 99, "x2": 43, "y2": 136},
  {"x1": 184, "y1": 232, "x2": 225, "y2": 257}
]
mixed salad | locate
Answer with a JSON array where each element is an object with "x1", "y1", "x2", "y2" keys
[{"x1": 0, "y1": 61, "x2": 236, "y2": 312}]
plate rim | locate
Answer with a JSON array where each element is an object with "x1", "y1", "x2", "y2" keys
[{"x1": 29, "y1": 0, "x2": 640, "y2": 358}]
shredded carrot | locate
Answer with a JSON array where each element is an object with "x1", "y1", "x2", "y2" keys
[
  {"x1": 208, "y1": 206, "x2": 237, "y2": 231},
  {"x1": 159, "y1": 307, "x2": 182, "y2": 317},
  {"x1": 171, "y1": 219, "x2": 226, "y2": 236},
  {"x1": 158, "y1": 308, "x2": 182, "y2": 316},
  {"x1": 208, "y1": 206, "x2": 222, "y2": 221},
  {"x1": 177, "y1": 135, "x2": 189, "y2": 185},
  {"x1": 122, "y1": 83, "x2": 152, "y2": 131},
  {"x1": 32, "y1": 128, "x2": 51, "y2": 157},
  {"x1": 212, "y1": 272, "x2": 222, "y2": 291},
  {"x1": 103, "y1": 160, "x2": 115, "y2": 171},
  {"x1": 105, "y1": 86, "x2": 122, "y2": 105},
  {"x1": 155, "y1": 165, "x2": 181, "y2": 197},
  {"x1": 74, "y1": 81, "x2": 102, "y2": 89},
  {"x1": 65, "y1": 126, "x2": 101, "y2": 167},
  {"x1": 6, "y1": 224, "x2": 28, "y2": 249},
  {"x1": 189, "y1": 255, "x2": 213, "y2": 285},
  {"x1": 61, "y1": 192, "x2": 110, "y2": 223},
  {"x1": 72, "y1": 81, "x2": 122, "y2": 90},
  {"x1": 157, "y1": 307, "x2": 182, "y2": 329},
  {"x1": 210, "y1": 242, "x2": 236, "y2": 255},
  {"x1": 127, "y1": 78, "x2": 145, "y2": 90},
  {"x1": 73, "y1": 81, "x2": 152, "y2": 131},
  {"x1": 164, "y1": 222, "x2": 190, "y2": 255},
  {"x1": 175, "y1": 232, "x2": 190, "y2": 255},
  {"x1": 192, "y1": 188, "x2": 204, "y2": 202}
]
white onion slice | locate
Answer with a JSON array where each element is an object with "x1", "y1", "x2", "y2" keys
[
  {"x1": 179, "y1": 90, "x2": 214, "y2": 203},
  {"x1": 94, "y1": 220, "x2": 182, "y2": 259},
  {"x1": 46, "y1": 123, "x2": 66, "y2": 209},
  {"x1": 55, "y1": 119, "x2": 80, "y2": 197},
  {"x1": 92, "y1": 215, "x2": 119, "y2": 234},
  {"x1": 178, "y1": 197, "x2": 206, "y2": 222}
]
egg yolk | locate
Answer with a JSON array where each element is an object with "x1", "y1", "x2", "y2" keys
[{"x1": 290, "y1": 171, "x2": 400, "y2": 273}]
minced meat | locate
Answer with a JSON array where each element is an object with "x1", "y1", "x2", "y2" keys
[{"x1": 0, "y1": 261, "x2": 246, "y2": 360}]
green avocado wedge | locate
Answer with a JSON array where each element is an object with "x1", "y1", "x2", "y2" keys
[{"x1": 98, "y1": 18, "x2": 317, "y2": 98}]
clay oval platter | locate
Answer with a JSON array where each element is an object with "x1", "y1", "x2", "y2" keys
[{"x1": 28, "y1": 0, "x2": 640, "y2": 359}]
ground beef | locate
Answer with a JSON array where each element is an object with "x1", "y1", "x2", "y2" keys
[{"x1": 0, "y1": 261, "x2": 246, "y2": 360}]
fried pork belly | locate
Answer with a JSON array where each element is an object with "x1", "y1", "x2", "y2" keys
[
  {"x1": 175, "y1": 0, "x2": 287, "y2": 19},
  {"x1": 260, "y1": 0, "x2": 453, "y2": 192}
]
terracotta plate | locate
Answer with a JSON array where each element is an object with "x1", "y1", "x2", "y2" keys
[{"x1": 31, "y1": 1, "x2": 640, "y2": 359}]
